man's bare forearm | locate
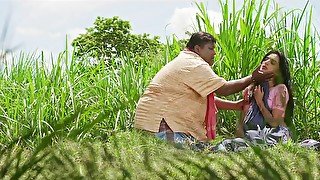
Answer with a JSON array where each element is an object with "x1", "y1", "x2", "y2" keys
[
  {"x1": 215, "y1": 97, "x2": 243, "y2": 110},
  {"x1": 215, "y1": 66, "x2": 274, "y2": 97},
  {"x1": 215, "y1": 76, "x2": 253, "y2": 96}
]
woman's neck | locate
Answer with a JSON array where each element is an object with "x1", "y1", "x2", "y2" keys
[
  {"x1": 268, "y1": 78, "x2": 276, "y2": 88},
  {"x1": 268, "y1": 74, "x2": 284, "y2": 87}
]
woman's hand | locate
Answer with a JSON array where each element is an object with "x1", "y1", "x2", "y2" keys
[
  {"x1": 242, "y1": 85, "x2": 254, "y2": 102},
  {"x1": 254, "y1": 85, "x2": 264, "y2": 103},
  {"x1": 242, "y1": 87, "x2": 250, "y2": 102}
]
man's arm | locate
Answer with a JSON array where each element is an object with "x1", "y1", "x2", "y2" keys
[
  {"x1": 215, "y1": 66, "x2": 273, "y2": 96},
  {"x1": 215, "y1": 97, "x2": 244, "y2": 111},
  {"x1": 215, "y1": 76, "x2": 253, "y2": 96}
]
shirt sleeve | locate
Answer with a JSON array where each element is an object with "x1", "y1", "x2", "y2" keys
[
  {"x1": 272, "y1": 84, "x2": 289, "y2": 116},
  {"x1": 183, "y1": 64, "x2": 227, "y2": 97}
]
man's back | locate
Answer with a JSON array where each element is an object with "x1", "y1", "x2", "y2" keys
[{"x1": 134, "y1": 50, "x2": 226, "y2": 141}]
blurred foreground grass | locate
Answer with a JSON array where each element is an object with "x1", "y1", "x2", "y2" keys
[{"x1": 1, "y1": 130, "x2": 319, "y2": 179}]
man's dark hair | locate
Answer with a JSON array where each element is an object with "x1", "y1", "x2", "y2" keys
[{"x1": 186, "y1": 32, "x2": 216, "y2": 50}]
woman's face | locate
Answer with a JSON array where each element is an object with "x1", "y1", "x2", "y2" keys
[{"x1": 260, "y1": 53, "x2": 280, "y2": 75}]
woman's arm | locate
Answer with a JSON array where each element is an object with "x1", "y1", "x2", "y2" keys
[{"x1": 254, "y1": 85, "x2": 286, "y2": 127}]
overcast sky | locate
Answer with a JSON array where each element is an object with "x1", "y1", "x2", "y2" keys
[{"x1": 0, "y1": 0, "x2": 319, "y2": 57}]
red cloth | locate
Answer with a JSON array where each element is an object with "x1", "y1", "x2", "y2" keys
[{"x1": 205, "y1": 92, "x2": 217, "y2": 140}]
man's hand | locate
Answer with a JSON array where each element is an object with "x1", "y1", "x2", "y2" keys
[
  {"x1": 215, "y1": 65, "x2": 273, "y2": 97},
  {"x1": 251, "y1": 65, "x2": 274, "y2": 84}
]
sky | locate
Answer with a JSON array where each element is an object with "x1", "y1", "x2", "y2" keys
[{"x1": 0, "y1": 0, "x2": 319, "y2": 57}]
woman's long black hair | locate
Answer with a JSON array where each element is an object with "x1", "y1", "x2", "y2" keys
[{"x1": 261, "y1": 50, "x2": 294, "y2": 128}]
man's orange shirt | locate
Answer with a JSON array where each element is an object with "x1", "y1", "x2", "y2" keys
[{"x1": 134, "y1": 50, "x2": 226, "y2": 141}]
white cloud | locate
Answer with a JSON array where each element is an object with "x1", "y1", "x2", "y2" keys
[
  {"x1": 207, "y1": 10, "x2": 223, "y2": 32},
  {"x1": 167, "y1": 7, "x2": 222, "y2": 39},
  {"x1": 167, "y1": 7, "x2": 197, "y2": 39}
]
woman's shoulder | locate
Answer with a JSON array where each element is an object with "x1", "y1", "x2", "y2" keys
[
  {"x1": 273, "y1": 84, "x2": 288, "y2": 93},
  {"x1": 269, "y1": 84, "x2": 288, "y2": 98},
  {"x1": 271, "y1": 84, "x2": 289, "y2": 103}
]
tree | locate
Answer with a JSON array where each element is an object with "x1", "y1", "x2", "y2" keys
[{"x1": 72, "y1": 16, "x2": 162, "y2": 63}]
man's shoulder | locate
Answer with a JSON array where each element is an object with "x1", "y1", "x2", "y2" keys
[{"x1": 175, "y1": 51, "x2": 208, "y2": 66}]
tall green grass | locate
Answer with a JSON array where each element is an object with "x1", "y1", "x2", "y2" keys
[
  {"x1": 0, "y1": 131, "x2": 319, "y2": 179},
  {"x1": 190, "y1": 0, "x2": 320, "y2": 139},
  {"x1": 0, "y1": 49, "x2": 166, "y2": 146},
  {"x1": 0, "y1": 0, "x2": 319, "y2": 178},
  {"x1": 0, "y1": 0, "x2": 318, "y2": 146}
]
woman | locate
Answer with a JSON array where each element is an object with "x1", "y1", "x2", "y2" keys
[{"x1": 235, "y1": 50, "x2": 294, "y2": 141}]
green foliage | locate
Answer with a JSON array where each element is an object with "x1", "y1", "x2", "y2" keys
[
  {"x1": 1, "y1": 131, "x2": 319, "y2": 179},
  {"x1": 0, "y1": 0, "x2": 319, "y2": 177},
  {"x1": 0, "y1": 48, "x2": 167, "y2": 146},
  {"x1": 193, "y1": 0, "x2": 320, "y2": 139},
  {"x1": 72, "y1": 16, "x2": 162, "y2": 63},
  {"x1": 0, "y1": 0, "x2": 318, "y2": 145},
  {"x1": 165, "y1": 35, "x2": 188, "y2": 61}
]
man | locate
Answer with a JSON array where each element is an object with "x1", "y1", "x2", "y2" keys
[{"x1": 134, "y1": 32, "x2": 272, "y2": 142}]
